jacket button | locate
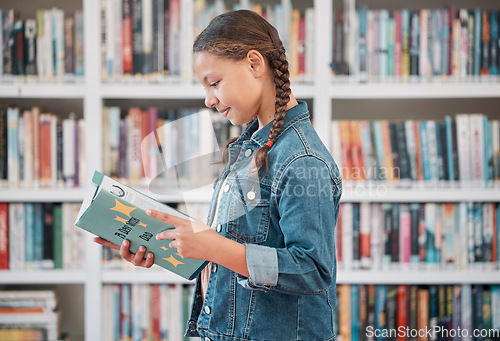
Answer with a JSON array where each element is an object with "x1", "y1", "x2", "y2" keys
[
  {"x1": 212, "y1": 263, "x2": 218, "y2": 272},
  {"x1": 205, "y1": 337, "x2": 212, "y2": 341},
  {"x1": 204, "y1": 306, "x2": 211, "y2": 314},
  {"x1": 245, "y1": 149, "x2": 252, "y2": 157},
  {"x1": 216, "y1": 224, "x2": 222, "y2": 232},
  {"x1": 246, "y1": 190, "x2": 256, "y2": 200},
  {"x1": 223, "y1": 184, "x2": 230, "y2": 192}
]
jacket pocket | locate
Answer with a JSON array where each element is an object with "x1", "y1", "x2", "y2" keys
[{"x1": 226, "y1": 176, "x2": 271, "y2": 243}]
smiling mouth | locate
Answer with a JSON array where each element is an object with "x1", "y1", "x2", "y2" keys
[{"x1": 219, "y1": 108, "x2": 230, "y2": 117}]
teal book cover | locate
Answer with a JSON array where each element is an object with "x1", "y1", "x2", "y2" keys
[{"x1": 75, "y1": 171, "x2": 208, "y2": 280}]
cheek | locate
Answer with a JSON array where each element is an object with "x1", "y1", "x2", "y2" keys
[{"x1": 221, "y1": 85, "x2": 248, "y2": 108}]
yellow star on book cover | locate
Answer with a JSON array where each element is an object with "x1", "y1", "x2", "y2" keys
[
  {"x1": 163, "y1": 255, "x2": 184, "y2": 268},
  {"x1": 110, "y1": 199, "x2": 136, "y2": 217},
  {"x1": 114, "y1": 215, "x2": 129, "y2": 224}
]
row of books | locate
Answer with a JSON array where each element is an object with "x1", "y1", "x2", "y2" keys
[
  {"x1": 0, "y1": 104, "x2": 85, "y2": 188},
  {"x1": 102, "y1": 283, "x2": 193, "y2": 341},
  {"x1": 100, "y1": 199, "x2": 500, "y2": 274},
  {"x1": 330, "y1": 114, "x2": 500, "y2": 185},
  {"x1": 101, "y1": 0, "x2": 314, "y2": 82},
  {"x1": 335, "y1": 284, "x2": 500, "y2": 341},
  {"x1": 194, "y1": 0, "x2": 315, "y2": 82},
  {"x1": 335, "y1": 3, "x2": 500, "y2": 83},
  {"x1": 102, "y1": 106, "x2": 240, "y2": 192},
  {"x1": 337, "y1": 202, "x2": 500, "y2": 271},
  {"x1": 0, "y1": 202, "x2": 84, "y2": 271},
  {"x1": 103, "y1": 283, "x2": 500, "y2": 341},
  {"x1": 1, "y1": 8, "x2": 84, "y2": 83},
  {"x1": 0, "y1": 290, "x2": 60, "y2": 341},
  {"x1": 101, "y1": 0, "x2": 181, "y2": 82}
]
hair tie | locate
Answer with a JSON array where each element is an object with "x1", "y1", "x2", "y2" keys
[{"x1": 265, "y1": 140, "x2": 273, "y2": 148}]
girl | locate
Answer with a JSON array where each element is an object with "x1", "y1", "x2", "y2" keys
[{"x1": 95, "y1": 10, "x2": 342, "y2": 341}]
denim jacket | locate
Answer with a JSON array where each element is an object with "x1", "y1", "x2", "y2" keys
[{"x1": 185, "y1": 101, "x2": 342, "y2": 341}]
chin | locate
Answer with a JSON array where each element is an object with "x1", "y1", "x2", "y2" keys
[
  {"x1": 226, "y1": 111, "x2": 253, "y2": 126},
  {"x1": 228, "y1": 117, "x2": 245, "y2": 126}
]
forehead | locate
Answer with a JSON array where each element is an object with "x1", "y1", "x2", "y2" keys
[
  {"x1": 193, "y1": 52, "x2": 219, "y2": 69},
  {"x1": 193, "y1": 52, "x2": 241, "y2": 77}
]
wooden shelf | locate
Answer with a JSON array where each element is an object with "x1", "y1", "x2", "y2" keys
[
  {"x1": 0, "y1": 83, "x2": 85, "y2": 98},
  {"x1": 341, "y1": 183, "x2": 500, "y2": 202},
  {"x1": 101, "y1": 83, "x2": 204, "y2": 99},
  {"x1": 101, "y1": 269, "x2": 194, "y2": 285},
  {"x1": 329, "y1": 82, "x2": 500, "y2": 99},
  {"x1": 3, "y1": 185, "x2": 499, "y2": 203},
  {"x1": 0, "y1": 270, "x2": 86, "y2": 284},
  {"x1": 338, "y1": 269, "x2": 500, "y2": 285},
  {"x1": 2, "y1": 188, "x2": 86, "y2": 202}
]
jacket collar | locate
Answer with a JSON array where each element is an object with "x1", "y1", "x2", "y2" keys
[{"x1": 232, "y1": 100, "x2": 310, "y2": 148}]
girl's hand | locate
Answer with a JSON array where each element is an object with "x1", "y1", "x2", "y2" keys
[
  {"x1": 146, "y1": 209, "x2": 215, "y2": 261},
  {"x1": 93, "y1": 237, "x2": 155, "y2": 268}
]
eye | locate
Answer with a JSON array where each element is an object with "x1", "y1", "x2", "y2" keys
[{"x1": 210, "y1": 81, "x2": 220, "y2": 87}]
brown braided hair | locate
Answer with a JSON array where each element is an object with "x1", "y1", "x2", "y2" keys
[{"x1": 193, "y1": 10, "x2": 291, "y2": 174}]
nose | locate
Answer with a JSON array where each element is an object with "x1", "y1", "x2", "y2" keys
[{"x1": 204, "y1": 90, "x2": 219, "y2": 108}]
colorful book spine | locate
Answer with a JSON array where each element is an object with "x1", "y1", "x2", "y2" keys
[
  {"x1": 394, "y1": 10, "x2": 402, "y2": 78},
  {"x1": 400, "y1": 204, "x2": 411, "y2": 267},
  {"x1": 7, "y1": 107, "x2": 19, "y2": 187},
  {"x1": 358, "y1": 6, "x2": 367, "y2": 82},
  {"x1": 379, "y1": 10, "x2": 389, "y2": 80},
  {"x1": 441, "y1": 9, "x2": 453, "y2": 76},
  {"x1": 418, "y1": 121, "x2": 431, "y2": 181},
  {"x1": 382, "y1": 203, "x2": 393, "y2": 269},
  {"x1": 0, "y1": 202, "x2": 8, "y2": 269},
  {"x1": 401, "y1": 9, "x2": 410, "y2": 78},
  {"x1": 473, "y1": 9, "x2": 482, "y2": 77},
  {"x1": 481, "y1": 10, "x2": 490, "y2": 76},
  {"x1": 470, "y1": 114, "x2": 486, "y2": 183},
  {"x1": 419, "y1": 9, "x2": 429, "y2": 79},
  {"x1": 431, "y1": 10, "x2": 442, "y2": 77},
  {"x1": 490, "y1": 11, "x2": 499, "y2": 75},
  {"x1": 360, "y1": 202, "x2": 371, "y2": 269},
  {"x1": 351, "y1": 284, "x2": 360, "y2": 341},
  {"x1": 370, "y1": 203, "x2": 383, "y2": 270}
]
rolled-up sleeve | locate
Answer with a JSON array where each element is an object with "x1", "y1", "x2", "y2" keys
[{"x1": 237, "y1": 243, "x2": 278, "y2": 291}]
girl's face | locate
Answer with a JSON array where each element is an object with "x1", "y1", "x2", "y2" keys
[{"x1": 193, "y1": 51, "x2": 275, "y2": 128}]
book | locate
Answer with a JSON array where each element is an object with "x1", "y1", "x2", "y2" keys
[
  {"x1": 0, "y1": 202, "x2": 8, "y2": 269},
  {"x1": 75, "y1": 170, "x2": 208, "y2": 280}
]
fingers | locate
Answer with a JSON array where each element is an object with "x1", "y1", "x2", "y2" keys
[
  {"x1": 120, "y1": 240, "x2": 154, "y2": 268},
  {"x1": 93, "y1": 237, "x2": 120, "y2": 251},
  {"x1": 148, "y1": 209, "x2": 202, "y2": 240},
  {"x1": 146, "y1": 209, "x2": 189, "y2": 227},
  {"x1": 156, "y1": 228, "x2": 177, "y2": 241}
]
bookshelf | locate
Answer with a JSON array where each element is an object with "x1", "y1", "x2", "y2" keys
[
  {"x1": 338, "y1": 270, "x2": 500, "y2": 285},
  {"x1": 0, "y1": 84, "x2": 85, "y2": 98},
  {"x1": 328, "y1": 83, "x2": 500, "y2": 99},
  {"x1": 1, "y1": 0, "x2": 500, "y2": 340}
]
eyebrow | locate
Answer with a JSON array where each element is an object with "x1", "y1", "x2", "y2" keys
[
  {"x1": 202, "y1": 70, "x2": 221, "y2": 83},
  {"x1": 202, "y1": 74, "x2": 213, "y2": 84}
]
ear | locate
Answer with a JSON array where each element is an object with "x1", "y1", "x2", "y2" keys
[{"x1": 246, "y1": 50, "x2": 267, "y2": 78}]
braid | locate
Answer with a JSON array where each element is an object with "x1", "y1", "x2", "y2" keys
[{"x1": 254, "y1": 48, "x2": 291, "y2": 175}]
